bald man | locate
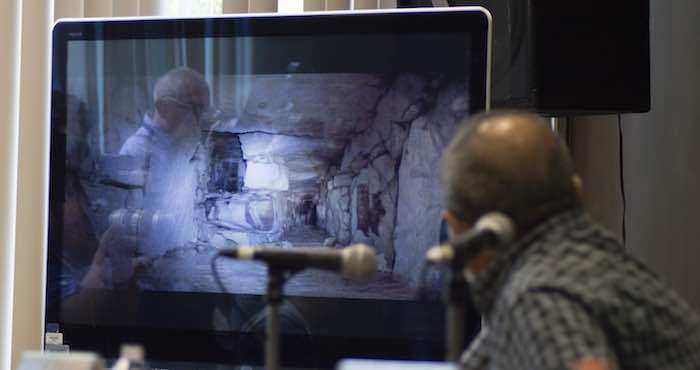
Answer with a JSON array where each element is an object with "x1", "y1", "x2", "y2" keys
[
  {"x1": 440, "y1": 110, "x2": 700, "y2": 370},
  {"x1": 118, "y1": 67, "x2": 210, "y2": 255}
]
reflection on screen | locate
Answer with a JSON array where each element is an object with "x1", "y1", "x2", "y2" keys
[{"x1": 59, "y1": 37, "x2": 471, "y2": 301}]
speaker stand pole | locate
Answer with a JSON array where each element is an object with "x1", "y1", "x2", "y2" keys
[
  {"x1": 445, "y1": 269, "x2": 468, "y2": 362},
  {"x1": 548, "y1": 116, "x2": 570, "y2": 137}
]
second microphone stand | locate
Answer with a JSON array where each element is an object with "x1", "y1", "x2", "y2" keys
[{"x1": 445, "y1": 265, "x2": 469, "y2": 362}]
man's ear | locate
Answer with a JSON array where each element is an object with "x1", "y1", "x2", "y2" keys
[
  {"x1": 573, "y1": 175, "x2": 584, "y2": 200},
  {"x1": 443, "y1": 210, "x2": 470, "y2": 239}
]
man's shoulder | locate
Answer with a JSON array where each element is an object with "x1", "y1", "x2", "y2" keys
[
  {"x1": 500, "y1": 228, "x2": 627, "y2": 308},
  {"x1": 500, "y1": 230, "x2": 695, "y2": 324},
  {"x1": 119, "y1": 127, "x2": 153, "y2": 157}
]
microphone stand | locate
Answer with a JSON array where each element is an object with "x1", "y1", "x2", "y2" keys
[
  {"x1": 265, "y1": 266, "x2": 290, "y2": 370},
  {"x1": 445, "y1": 264, "x2": 468, "y2": 362}
]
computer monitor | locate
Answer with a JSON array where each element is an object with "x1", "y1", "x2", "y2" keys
[{"x1": 47, "y1": 7, "x2": 491, "y2": 369}]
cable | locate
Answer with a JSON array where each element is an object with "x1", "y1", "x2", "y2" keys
[
  {"x1": 618, "y1": 114, "x2": 627, "y2": 247},
  {"x1": 211, "y1": 253, "x2": 229, "y2": 293}
]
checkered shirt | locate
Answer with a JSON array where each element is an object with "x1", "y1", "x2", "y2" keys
[{"x1": 460, "y1": 208, "x2": 700, "y2": 370}]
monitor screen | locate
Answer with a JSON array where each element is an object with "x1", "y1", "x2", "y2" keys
[{"x1": 47, "y1": 8, "x2": 490, "y2": 369}]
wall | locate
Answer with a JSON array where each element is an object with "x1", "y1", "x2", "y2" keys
[
  {"x1": 571, "y1": 0, "x2": 700, "y2": 309},
  {"x1": 571, "y1": 115, "x2": 623, "y2": 238}
]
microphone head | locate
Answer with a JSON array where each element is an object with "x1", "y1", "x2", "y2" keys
[
  {"x1": 475, "y1": 212, "x2": 515, "y2": 244},
  {"x1": 340, "y1": 244, "x2": 377, "y2": 281},
  {"x1": 425, "y1": 244, "x2": 454, "y2": 264}
]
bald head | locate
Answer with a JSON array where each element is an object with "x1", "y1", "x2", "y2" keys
[
  {"x1": 152, "y1": 67, "x2": 210, "y2": 137},
  {"x1": 469, "y1": 112, "x2": 565, "y2": 184},
  {"x1": 154, "y1": 67, "x2": 209, "y2": 107},
  {"x1": 441, "y1": 110, "x2": 579, "y2": 232}
]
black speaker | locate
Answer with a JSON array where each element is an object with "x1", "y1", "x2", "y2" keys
[{"x1": 399, "y1": 0, "x2": 651, "y2": 114}]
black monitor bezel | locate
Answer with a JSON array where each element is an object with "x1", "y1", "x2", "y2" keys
[{"x1": 47, "y1": 8, "x2": 490, "y2": 368}]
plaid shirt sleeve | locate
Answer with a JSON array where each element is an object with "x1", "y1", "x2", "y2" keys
[{"x1": 503, "y1": 289, "x2": 621, "y2": 370}]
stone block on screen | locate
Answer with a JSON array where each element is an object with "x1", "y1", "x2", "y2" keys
[
  {"x1": 244, "y1": 162, "x2": 289, "y2": 191},
  {"x1": 246, "y1": 198, "x2": 275, "y2": 231}
]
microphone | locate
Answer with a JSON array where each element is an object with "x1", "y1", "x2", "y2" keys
[
  {"x1": 218, "y1": 244, "x2": 377, "y2": 281},
  {"x1": 426, "y1": 212, "x2": 515, "y2": 266}
]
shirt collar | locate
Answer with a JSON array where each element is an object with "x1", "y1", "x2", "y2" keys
[{"x1": 142, "y1": 113, "x2": 177, "y2": 148}]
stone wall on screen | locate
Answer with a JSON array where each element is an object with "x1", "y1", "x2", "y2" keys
[{"x1": 77, "y1": 72, "x2": 471, "y2": 294}]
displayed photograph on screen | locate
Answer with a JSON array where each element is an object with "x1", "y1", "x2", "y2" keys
[{"x1": 55, "y1": 36, "x2": 473, "y2": 301}]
